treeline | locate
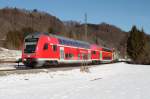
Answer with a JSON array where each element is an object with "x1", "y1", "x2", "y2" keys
[
  {"x1": 0, "y1": 7, "x2": 65, "y2": 39},
  {"x1": 4, "y1": 27, "x2": 35, "y2": 49},
  {"x1": 127, "y1": 26, "x2": 150, "y2": 64},
  {"x1": 0, "y1": 7, "x2": 127, "y2": 52}
]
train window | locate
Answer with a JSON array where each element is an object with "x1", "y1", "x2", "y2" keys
[
  {"x1": 83, "y1": 54, "x2": 88, "y2": 60},
  {"x1": 24, "y1": 44, "x2": 36, "y2": 53},
  {"x1": 102, "y1": 48, "x2": 112, "y2": 52},
  {"x1": 78, "y1": 54, "x2": 80, "y2": 59},
  {"x1": 58, "y1": 38, "x2": 90, "y2": 49},
  {"x1": 65, "y1": 53, "x2": 69, "y2": 59},
  {"x1": 92, "y1": 51, "x2": 96, "y2": 54},
  {"x1": 25, "y1": 38, "x2": 38, "y2": 42},
  {"x1": 65, "y1": 53, "x2": 73, "y2": 59},
  {"x1": 43, "y1": 43, "x2": 48, "y2": 50},
  {"x1": 72, "y1": 53, "x2": 74, "y2": 58},
  {"x1": 53, "y1": 45, "x2": 57, "y2": 52}
]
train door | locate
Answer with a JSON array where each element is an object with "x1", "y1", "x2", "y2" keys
[
  {"x1": 60, "y1": 47, "x2": 64, "y2": 61},
  {"x1": 100, "y1": 51, "x2": 102, "y2": 61},
  {"x1": 88, "y1": 50, "x2": 91, "y2": 60}
]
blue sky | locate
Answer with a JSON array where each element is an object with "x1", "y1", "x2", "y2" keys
[{"x1": 0, "y1": 0, "x2": 150, "y2": 33}]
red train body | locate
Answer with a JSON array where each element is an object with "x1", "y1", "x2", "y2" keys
[{"x1": 22, "y1": 32, "x2": 114, "y2": 67}]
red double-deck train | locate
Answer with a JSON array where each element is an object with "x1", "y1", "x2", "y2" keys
[{"x1": 22, "y1": 32, "x2": 114, "y2": 67}]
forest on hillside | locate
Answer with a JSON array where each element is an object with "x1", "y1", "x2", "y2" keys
[{"x1": 0, "y1": 8, "x2": 127, "y2": 52}]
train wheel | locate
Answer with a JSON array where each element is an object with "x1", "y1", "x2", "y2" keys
[
  {"x1": 53, "y1": 61, "x2": 58, "y2": 66},
  {"x1": 24, "y1": 62, "x2": 37, "y2": 68}
]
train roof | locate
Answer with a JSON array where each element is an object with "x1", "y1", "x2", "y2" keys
[
  {"x1": 24, "y1": 32, "x2": 112, "y2": 50},
  {"x1": 25, "y1": 32, "x2": 90, "y2": 49},
  {"x1": 25, "y1": 32, "x2": 48, "y2": 39},
  {"x1": 101, "y1": 47, "x2": 112, "y2": 52},
  {"x1": 49, "y1": 33, "x2": 90, "y2": 49}
]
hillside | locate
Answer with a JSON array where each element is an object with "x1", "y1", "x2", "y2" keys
[
  {"x1": 0, "y1": 7, "x2": 127, "y2": 55},
  {"x1": 65, "y1": 22, "x2": 127, "y2": 48},
  {"x1": 0, "y1": 7, "x2": 65, "y2": 39}
]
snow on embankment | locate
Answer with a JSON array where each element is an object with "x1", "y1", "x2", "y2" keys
[
  {"x1": 0, "y1": 47, "x2": 21, "y2": 61},
  {"x1": 1, "y1": 62, "x2": 150, "y2": 99}
]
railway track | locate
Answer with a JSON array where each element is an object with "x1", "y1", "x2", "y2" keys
[
  {"x1": 0, "y1": 63, "x2": 90, "y2": 76},
  {"x1": 0, "y1": 60, "x2": 125, "y2": 76}
]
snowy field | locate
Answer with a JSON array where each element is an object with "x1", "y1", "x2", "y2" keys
[
  {"x1": 0, "y1": 62, "x2": 150, "y2": 99},
  {"x1": 0, "y1": 47, "x2": 22, "y2": 69},
  {"x1": 0, "y1": 47, "x2": 21, "y2": 61}
]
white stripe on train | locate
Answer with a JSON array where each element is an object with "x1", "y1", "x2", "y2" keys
[{"x1": 36, "y1": 58, "x2": 112, "y2": 64}]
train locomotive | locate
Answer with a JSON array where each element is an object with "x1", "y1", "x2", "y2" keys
[{"x1": 22, "y1": 32, "x2": 114, "y2": 67}]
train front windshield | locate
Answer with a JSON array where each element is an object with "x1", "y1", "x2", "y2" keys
[
  {"x1": 24, "y1": 44, "x2": 36, "y2": 53},
  {"x1": 24, "y1": 38, "x2": 38, "y2": 53}
]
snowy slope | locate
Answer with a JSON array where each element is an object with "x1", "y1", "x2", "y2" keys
[
  {"x1": 0, "y1": 62, "x2": 150, "y2": 99},
  {"x1": 0, "y1": 47, "x2": 21, "y2": 61}
]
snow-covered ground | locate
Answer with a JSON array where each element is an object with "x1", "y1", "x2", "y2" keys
[
  {"x1": 0, "y1": 47, "x2": 21, "y2": 61},
  {"x1": 0, "y1": 47, "x2": 22, "y2": 69},
  {"x1": 0, "y1": 62, "x2": 150, "y2": 99}
]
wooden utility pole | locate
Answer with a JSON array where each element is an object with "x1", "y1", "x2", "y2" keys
[
  {"x1": 84, "y1": 13, "x2": 88, "y2": 41},
  {"x1": 80, "y1": 13, "x2": 89, "y2": 73}
]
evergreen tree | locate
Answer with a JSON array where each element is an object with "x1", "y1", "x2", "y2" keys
[
  {"x1": 21, "y1": 27, "x2": 35, "y2": 38},
  {"x1": 48, "y1": 27, "x2": 57, "y2": 35},
  {"x1": 127, "y1": 26, "x2": 146, "y2": 63},
  {"x1": 5, "y1": 27, "x2": 35, "y2": 49},
  {"x1": 138, "y1": 42, "x2": 150, "y2": 64},
  {"x1": 48, "y1": 27, "x2": 54, "y2": 33},
  {"x1": 94, "y1": 36, "x2": 99, "y2": 45},
  {"x1": 5, "y1": 30, "x2": 22, "y2": 49},
  {"x1": 68, "y1": 30, "x2": 73, "y2": 38}
]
